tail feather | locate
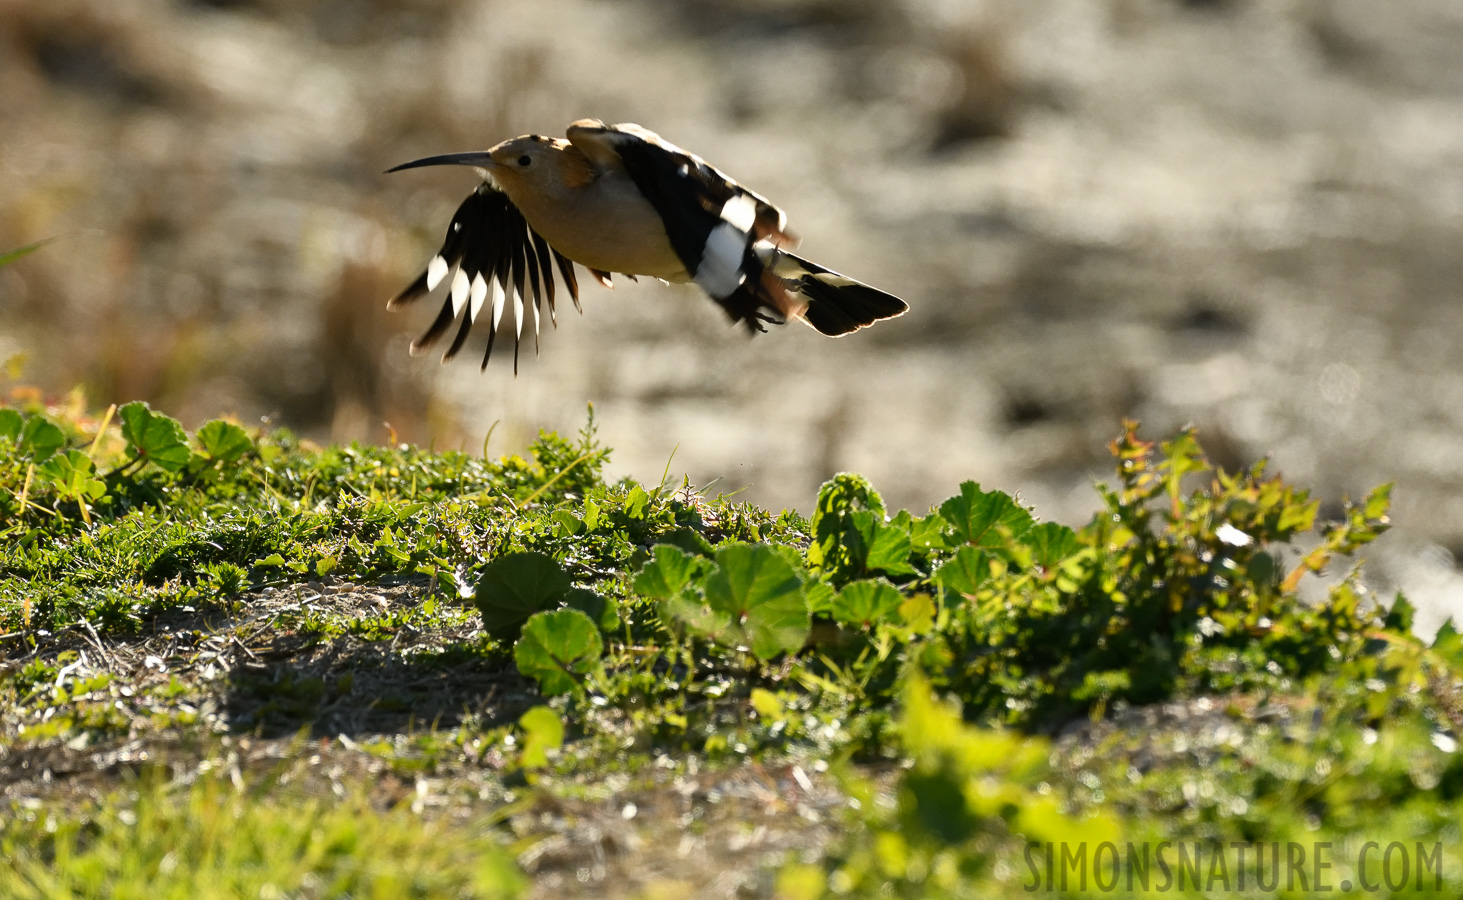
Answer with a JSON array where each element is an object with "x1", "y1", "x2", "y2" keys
[
  {"x1": 778, "y1": 252, "x2": 907, "y2": 337},
  {"x1": 797, "y1": 274, "x2": 908, "y2": 336},
  {"x1": 709, "y1": 248, "x2": 906, "y2": 336}
]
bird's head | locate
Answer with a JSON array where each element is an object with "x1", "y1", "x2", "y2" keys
[{"x1": 387, "y1": 135, "x2": 594, "y2": 196}]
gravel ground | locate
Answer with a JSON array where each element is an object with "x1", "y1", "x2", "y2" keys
[{"x1": 0, "y1": 578, "x2": 854, "y2": 899}]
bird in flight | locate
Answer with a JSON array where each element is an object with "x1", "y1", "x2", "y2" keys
[{"x1": 386, "y1": 119, "x2": 908, "y2": 372}]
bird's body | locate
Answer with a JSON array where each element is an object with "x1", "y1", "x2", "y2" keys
[
  {"x1": 387, "y1": 119, "x2": 906, "y2": 370},
  {"x1": 501, "y1": 144, "x2": 690, "y2": 282}
]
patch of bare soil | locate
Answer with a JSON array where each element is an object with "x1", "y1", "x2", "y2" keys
[{"x1": 1, "y1": 582, "x2": 853, "y2": 899}]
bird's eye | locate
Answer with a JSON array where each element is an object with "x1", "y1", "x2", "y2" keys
[{"x1": 517, "y1": 155, "x2": 532, "y2": 167}]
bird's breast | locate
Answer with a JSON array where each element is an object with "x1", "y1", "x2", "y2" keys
[{"x1": 509, "y1": 175, "x2": 692, "y2": 283}]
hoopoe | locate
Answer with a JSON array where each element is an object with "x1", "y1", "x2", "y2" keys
[{"x1": 387, "y1": 119, "x2": 908, "y2": 371}]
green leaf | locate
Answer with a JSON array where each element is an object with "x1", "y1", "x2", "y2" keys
[
  {"x1": 118, "y1": 401, "x2": 192, "y2": 472},
  {"x1": 831, "y1": 580, "x2": 904, "y2": 630},
  {"x1": 1159, "y1": 430, "x2": 1207, "y2": 505},
  {"x1": 563, "y1": 586, "x2": 620, "y2": 632},
  {"x1": 624, "y1": 485, "x2": 650, "y2": 519},
  {"x1": 517, "y1": 705, "x2": 564, "y2": 769},
  {"x1": 658, "y1": 594, "x2": 733, "y2": 642},
  {"x1": 18, "y1": 415, "x2": 65, "y2": 463},
  {"x1": 934, "y1": 546, "x2": 995, "y2": 597},
  {"x1": 633, "y1": 545, "x2": 708, "y2": 600},
  {"x1": 939, "y1": 482, "x2": 1033, "y2": 548},
  {"x1": 806, "y1": 492, "x2": 914, "y2": 584},
  {"x1": 551, "y1": 509, "x2": 583, "y2": 537},
  {"x1": 898, "y1": 675, "x2": 981, "y2": 843},
  {"x1": 1364, "y1": 483, "x2": 1394, "y2": 522},
  {"x1": 899, "y1": 594, "x2": 936, "y2": 634},
  {"x1": 865, "y1": 519, "x2": 916, "y2": 576},
  {"x1": 0, "y1": 237, "x2": 58, "y2": 268},
  {"x1": 815, "y1": 473, "x2": 887, "y2": 520},
  {"x1": 1277, "y1": 498, "x2": 1319, "y2": 534},
  {"x1": 1431, "y1": 618, "x2": 1463, "y2": 675},
  {"x1": 1024, "y1": 522, "x2": 1080, "y2": 569},
  {"x1": 750, "y1": 688, "x2": 784, "y2": 722},
  {"x1": 392, "y1": 501, "x2": 427, "y2": 522},
  {"x1": 656, "y1": 526, "x2": 715, "y2": 558},
  {"x1": 195, "y1": 420, "x2": 253, "y2": 463},
  {"x1": 474, "y1": 551, "x2": 573, "y2": 639},
  {"x1": 771, "y1": 542, "x2": 808, "y2": 571},
  {"x1": 704, "y1": 543, "x2": 809, "y2": 659},
  {"x1": 514, "y1": 609, "x2": 603, "y2": 696},
  {"x1": 1245, "y1": 551, "x2": 1278, "y2": 590},
  {"x1": 1385, "y1": 594, "x2": 1417, "y2": 633},
  {"x1": 1072, "y1": 669, "x2": 1132, "y2": 702},
  {"x1": 807, "y1": 473, "x2": 887, "y2": 577},
  {"x1": 0, "y1": 409, "x2": 21, "y2": 442},
  {"x1": 38, "y1": 450, "x2": 107, "y2": 502},
  {"x1": 803, "y1": 579, "x2": 836, "y2": 615},
  {"x1": 905, "y1": 512, "x2": 950, "y2": 551}
]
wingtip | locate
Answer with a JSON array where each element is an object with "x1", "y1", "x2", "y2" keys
[{"x1": 388, "y1": 269, "x2": 431, "y2": 309}]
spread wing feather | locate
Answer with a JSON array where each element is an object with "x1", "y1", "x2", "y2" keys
[
  {"x1": 553, "y1": 248, "x2": 581, "y2": 313},
  {"x1": 391, "y1": 185, "x2": 583, "y2": 371},
  {"x1": 530, "y1": 231, "x2": 558, "y2": 325}
]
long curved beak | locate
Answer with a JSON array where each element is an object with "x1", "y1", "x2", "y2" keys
[{"x1": 385, "y1": 151, "x2": 498, "y2": 174}]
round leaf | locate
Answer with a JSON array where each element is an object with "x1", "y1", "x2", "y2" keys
[
  {"x1": 0, "y1": 409, "x2": 22, "y2": 443},
  {"x1": 563, "y1": 587, "x2": 620, "y2": 632},
  {"x1": 118, "y1": 401, "x2": 192, "y2": 472},
  {"x1": 514, "y1": 609, "x2": 603, "y2": 696},
  {"x1": 474, "y1": 551, "x2": 573, "y2": 639},
  {"x1": 39, "y1": 449, "x2": 107, "y2": 502},
  {"x1": 195, "y1": 419, "x2": 254, "y2": 463},
  {"x1": 656, "y1": 527, "x2": 715, "y2": 558},
  {"x1": 934, "y1": 546, "x2": 994, "y2": 598},
  {"x1": 939, "y1": 481, "x2": 1034, "y2": 548},
  {"x1": 633, "y1": 545, "x2": 708, "y2": 600},
  {"x1": 831, "y1": 580, "x2": 904, "y2": 630},
  {"x1": 1023, "y1": 521, "x2": 1080, "y2": 569},
  {"x1": 19, "y1": 414, "x2": 65, "y2": 463},
  {"x1": 706, "y1": 543, "x2": 809, "y2": 660},
  {"x1": 517, "y1": 705, "x2": 564, "y2": 769}
]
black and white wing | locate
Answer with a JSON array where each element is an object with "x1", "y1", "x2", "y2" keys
[
  {"x1": 568, "y1": 121, "x2": 803, "y2": 331},
  {"x1": 388, "y1": 185, "x2": 580, "y2": 373}
]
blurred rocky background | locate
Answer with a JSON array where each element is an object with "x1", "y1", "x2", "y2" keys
[{"x1": 2, "y1": 0, "x2": 1461, "y2": 631}]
